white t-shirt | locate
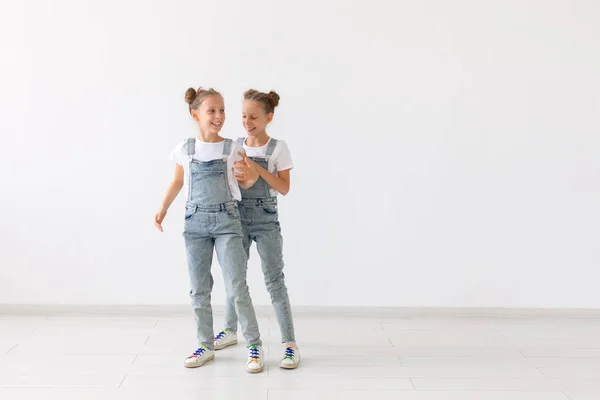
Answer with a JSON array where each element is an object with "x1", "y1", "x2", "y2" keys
[
  {"x1": 170, "y1": 138, "x2": 245, "y2": 201},
  {"x1": 241, "y1": 138, "x2": 293, "y2": 197}
]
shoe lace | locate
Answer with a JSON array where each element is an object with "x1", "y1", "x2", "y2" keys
[
  {"x1": 191, "y1": 346, "x2": 207, "y2": 357},
  {"x1": 215, "y1": 330, "x2": 228, "y2": 341},
  {"x1": 284, "y1": 346, "x2": 295, "y2": 360},
  {"x1": 248, "y1": 345, "x2": 261, "y2": 362}
]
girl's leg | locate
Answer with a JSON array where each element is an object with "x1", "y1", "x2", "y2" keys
[
  {"x1": 223, "y1": 220, "x2": 252, "y2": 333},
  {"x1": 254, "y1": 222, "x2": 295, "y2": 343},
  {"x1": 214, "y1": 207, "x2": 262, "y2": 347},
  {"x1": 184, "y1": 230, "x2": 216, "y2": 350}
]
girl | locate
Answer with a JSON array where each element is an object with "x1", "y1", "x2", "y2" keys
[
  {"x1": 213, "y1": 89, "x2": 300, "y2": 369},
  {"x1": 154, "y1": 87, "x2": 265, "y2": 373}
]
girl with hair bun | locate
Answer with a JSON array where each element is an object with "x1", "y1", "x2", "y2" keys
[
  {"x1": 213, "y1": 89, "x2": 301, "y2": 370},
  {"x1": 155, "y1": 87, "x2": 265, "y2": 373}
]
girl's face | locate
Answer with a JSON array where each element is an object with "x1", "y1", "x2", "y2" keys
[
  {"x1": 192, "y1": 95, "x2": 225, "y2": 135},
  {"x1": 242, "y1": 100, "x2": 273, "y2": 136}
]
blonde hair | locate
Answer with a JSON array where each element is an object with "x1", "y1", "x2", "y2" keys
[
  {"x1": 244, "y1": 89, "x2": 280, "y2": 114},
  {"x1": 184, "y1": 87, "x2": 222, "y2": 114}
]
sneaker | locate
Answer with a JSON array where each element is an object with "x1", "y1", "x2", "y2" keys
[
  {"x1": 279, "y1": 346, "x2": 300, "y2": 369},
  {"x1": 245, "y1": 345, "x2": 264, "y2": 373},
  {"x1": 183, "y1": 346, "x2": 215, "y2": 368},
  {"x1": 214, "y1": 330, "x2": 238, "y2": 350}
]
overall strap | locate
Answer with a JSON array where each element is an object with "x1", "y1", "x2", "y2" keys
[
  {"x1": 265, "y1": 138, "x2": 278, "y2": 160},
  {"x1": 185, "y1": 137, "x2": 195, "y2": 156},
  {"x1": 222, "y1": 138, "x2": 232, "y2": 160}
]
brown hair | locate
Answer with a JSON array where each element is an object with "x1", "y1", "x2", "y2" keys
[
  {"x1": 243, "y1": 89, "x2": 280, "y2": 114},
  {"x1": 184, "y1": 87, "x2": 221, "y2": 114}
]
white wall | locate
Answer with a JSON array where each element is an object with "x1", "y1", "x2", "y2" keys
[{"x1": 1, "y1": 0, "x2": 599, "y2": 308}]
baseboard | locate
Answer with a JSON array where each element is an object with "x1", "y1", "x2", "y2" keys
[{"x1": 1, "y1": 304, "x2": 600, "y2": 318}]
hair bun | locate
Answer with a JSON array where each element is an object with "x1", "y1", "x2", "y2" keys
[
  {"x1": 267, "y1": 91, "x2": 280, "y2": 108},
  {"x1": 184, "y1": 88, "x2": 197, "y2": 105}
]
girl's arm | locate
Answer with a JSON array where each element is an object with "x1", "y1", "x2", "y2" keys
[
  {"x1": 256, "y1": 166, "x2": 290, "y2": 196},
  {"x1": 154, "y1": 164, "x2": 184, "y2": 231},
  {"x1": 236, "y1": 151, "x2": 290, "y2": 195}
]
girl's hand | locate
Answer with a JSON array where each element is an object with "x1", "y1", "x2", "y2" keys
[
  {"x1": 154, "y1": 207, "x2": 167, "y2": 232},
  {"x1": 234, "y1": 152, "x2": 259, "y2": 182}
]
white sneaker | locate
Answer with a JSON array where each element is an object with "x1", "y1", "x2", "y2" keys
[
  {"x1": 279, "y1": 346, "x2": 300, "y2": 369},
  {"x1": 184, "y1": 346, "x2": 215, "y2": 368},
  {"x1": 245, "y1": 345, "x2": 264, "y2": 373},
  {"x1": 214, "y1": 330, "x2": 238, "y2": 350}
]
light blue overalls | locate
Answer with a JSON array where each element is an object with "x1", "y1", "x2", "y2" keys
[
  {"x1": 183, "y1": 137, "x2": 261, "y2": 349},
  {"x1": 223, "y1": 138, "x2": 295, "y2": 343}
]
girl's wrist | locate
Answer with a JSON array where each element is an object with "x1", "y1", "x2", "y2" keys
[{"x1": 256, "y1": 164, "x2": 267, "y2": 176}]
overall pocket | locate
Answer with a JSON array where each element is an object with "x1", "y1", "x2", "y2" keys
[
  {"x1": 184, "y1": 205, "x2": 196, "y2": 220},
  {"x1": 262, "y1": 204, "x2": 278, "y2": 215}
]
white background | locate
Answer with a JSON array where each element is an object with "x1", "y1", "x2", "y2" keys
[{"x1": 1, "y1": 0, "x2": 598, "y2": 308}]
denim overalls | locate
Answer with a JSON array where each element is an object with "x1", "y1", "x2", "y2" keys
[
  {"x1": 224, "y1": 138, "x2": 295, "y2": 342},
  {"x1": 183, "y1": 137, "x2": 261, "y2": 349}
]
